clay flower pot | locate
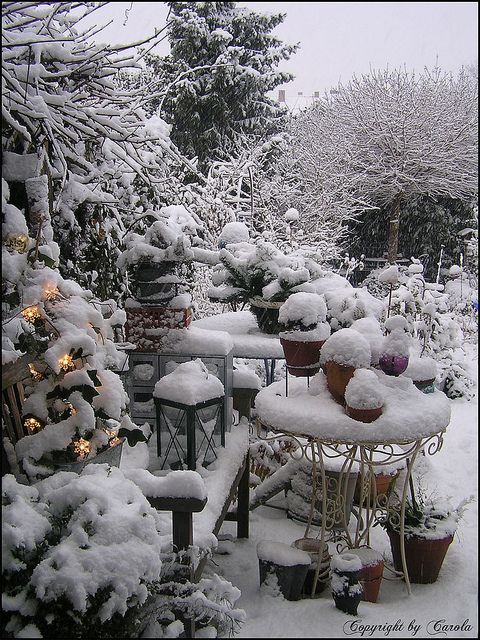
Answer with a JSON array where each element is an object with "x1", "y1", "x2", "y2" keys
[
  {"x1": 324, "y1": 360, "x2": 356, "y2": 405},
  {"x1": 354, "y1": 472, "x2": 395, "y2": 506},
  {"x1": 280, "y1": 337, "x2": 326, "y2": 377},
  {"x1": 387, "y1": 530, "x2": 454, "y2": 584},
  {"x1": 350, "y1": 548, "x2": 385, "y2": 603},
  {"x1": 292, "y1": 538, "x2": 331, "y2": 597},
  {"x1": 346, "y1": 405, "x2": 383, "y2": 423}
]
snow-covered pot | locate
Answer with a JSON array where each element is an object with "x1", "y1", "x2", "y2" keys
[
  {"x1": 330, "y1": 553, "x2": 363, "y2": 615},
  {"x1": 344, "y1": 369, "x2": 384, "y2": 423},
  {"x1": 320, "y1": 329, "x2": 371, "y2": 405},
  {"x1": 350, "y1": 547, "x2": 384, "y2": 603},
  {"x1": 292, "y1": 538, "x2": 331, "y2": 597},
  {"x1": 379, "y1": 323, "x2": 410, "y2": 376},
  {"x1": 257, "y1": 540, "x2": 310, "y2": 601},
  {"x1": 134, "y1": 261, "x2": 179, "y2": 303},
  {"x1": 249, "y1": 297, "x2": 284, "y2": 334},
  {"x1": 387, "y1": 531, "x2": 454, "y2": 584},
  {"x1": 402, "y1": 356, "x2": 438, "y2": 394},
  {"x1": 278, "y1": 293, "x2": 331, "y2": 377}
]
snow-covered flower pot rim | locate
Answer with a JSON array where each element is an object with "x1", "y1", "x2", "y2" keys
[
  {"x1": 319, "y1": 328, "x2": 371, "y2": 369},
  {"x1": 279, "y1": 323, "x2": 331, "y2": 343},
  {"x1": 344, "y1": 369, "x2": 385, "y2": 409}
]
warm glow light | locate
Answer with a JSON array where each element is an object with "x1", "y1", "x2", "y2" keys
[
  {"x1": 66, "y1": 403, "x2": 77, "y2": 416},
  {"x1": 73, "y1": 438, "x2": 91, "y2": 459},
  {"x1": 28, "y1": 363, "x2": 43, "y2": 381},
  {"x1": 24, "y1": 417, "x2": 42, "y2": 433},
  {"x1": 44, "y1": 285, "x2": 59, "y2": 301},
  {"x1": 58, "y1": 353, "x2": 74, "y2": 371},
  {"x1": 21, "y1": 306, "x2": 42, "y2": 323},
  {"x1": 104, "y1": 428, "x2": 121, "y2": 447},
  {"x1": 5, "y1": 233, "x2": 29, "y2": 253}
]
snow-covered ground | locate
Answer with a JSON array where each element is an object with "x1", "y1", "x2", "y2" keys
[{"x1": 202, "y1": 343, "x2": 478, "y2": 639}]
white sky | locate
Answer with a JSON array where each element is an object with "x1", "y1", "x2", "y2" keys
[{"x1": 84, "y1": 1, "x2": 478, "y2": 98}]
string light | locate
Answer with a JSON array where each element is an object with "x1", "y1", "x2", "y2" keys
[
  {"x1": 44, "y1": 285, "x2": 60, "y2": 301},
  {"x1": 24, "y1": 416, "x2": 42, "y2": 433},
  {"x1": 21, "y1": 306, "x2": 41, "y2": 323},
  {"x1": 104, "y1": 428, "x2": 121, "y2": 447},
  {"x1": 66, "y1": 403, "x2": 77, "y2": 416},
  {"x1": 28, "y1": 363, "x2": 43, "y2": 381},
  {"x1": 4, "y1": 233, "x2": 29, "y2": 253},
  {"x1": 73, "y1": 438, "x2": 91, "y2": 459},
  {"x1": 58, "y1": 353, "x2": 74, "y2": 371}
]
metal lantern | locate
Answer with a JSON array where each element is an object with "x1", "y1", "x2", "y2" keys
[{"x1": 155, "y1": 395, "x2": 225, "y2": 470}]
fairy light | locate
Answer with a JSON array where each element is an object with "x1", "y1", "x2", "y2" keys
[
  {"x1": 73, "y1": 438, "x2": 91, "y2": 459},
  {"x1": 66, "y1": 403, "x2": 77, "y2": 416},
  {"x1": 4, "y1": 233, "x2": 29, "y2": 253},
  {"x1": 104, "y1": 428, "x2": 121, "y2": 447},
  {"x1": 24, "y1": 417, "x2": 42, "y2": 433},
  {"x1": 28, "y1": 363, "x2": 43, "y2": 381},
  {"x1": 21, "y1": 306, "x2": 42, "y2": 323},
  {"x1": 58, "y1": 353, "x2": 74, "y2": 371},
  {"x1": 44, "y1": 285, "x2": 60, "y2": 301}
]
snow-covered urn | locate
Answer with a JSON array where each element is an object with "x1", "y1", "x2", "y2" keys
[
  {"x1": 330, "y1": 553, "x2": 363, "y2": 615},
  {"x1": 345, "y1": 369, "x2": 384, "y2": 422},
  {"x1": 379, "y1": 317, "x2": 411, "y2": 376},
  {"x1": 320, "y1": 328, "x2": 372, "y2": 404},
  {"x1": 402, "y1": 356, "x2": 438, "y2": 393},
  {"x1": 278, "y1": 292, "x2": 331, "y2": 377}
]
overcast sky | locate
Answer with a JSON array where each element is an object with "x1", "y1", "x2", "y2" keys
[{"x1": 85, "y1": 1, "x2": 478, "y2": 98}]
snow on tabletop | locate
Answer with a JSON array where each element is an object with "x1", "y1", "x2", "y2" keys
[
  {"x1": 161, "y1": 326, "x2": 234, "y2": 356},
  {"x1": 232, "y1": 368, "x2": 261, "y2": 389},
  {"x1": 153, "y1": 359, "x2": 224, "y2": 405},
  {"x1": 256, "y1": 540, "x2": 311, "y2": 566},
  {"x1": 331, "y1": 552, "x2": 362, "y2": 572},
  {"x1": 344, "y1": 368, "x2": 385, "y2": 410},
  {"x1": 254, "y1": 371, "x2": 450, "y2": 443},
  {"x1": 123, "y1": 468, "x2": 207, "y2": 501},
  {"x1": 320, "y1": 328, "x2": 371, "y2": 368},
  {"x1": 193, "y1": 421, "x2": 250, "y2": 550},
  {"x1": 278, "y1": 291, "x2": 327, "y2": 327},
  {"x1": 402, "y1": 356, "x2": 438, "y2": 381},
  {"x1": 308, "y1": 272, "x2": 352, "y2": 294},
  {"x1": 192, "y1": 311, "x2": 284, "y2": 358}
]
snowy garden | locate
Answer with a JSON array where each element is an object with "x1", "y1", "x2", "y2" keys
[{"x1": 1, "y1": 3, "x2": 478, "y2": 639}]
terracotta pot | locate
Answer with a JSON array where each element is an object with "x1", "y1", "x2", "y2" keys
[
  {"x1": 324, "y1": 360, "x2": 356, "y2": 404},
  {"x1": 354, "y1": 472, "x2": 394, "y2": 506},
  {"x1": 280, "y1": 337, "x2": 325, "y2": 377},
  {"x1": 379, "y1": 354, "x2": 409, "y2": 376},
  {"x1": 292, "y1": 538, "x2": 331, "y2": 597},
  {"x1": 351, "y1": 548, "x2": 384, "y2": 603},
  {"x1": 346, "y1": 405, "x2": 383, "y2": 423},
  {"x1": 387, "y1": 530, "x2": 454, "y2": 583}
]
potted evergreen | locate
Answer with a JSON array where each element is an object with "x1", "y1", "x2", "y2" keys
[
  {"x1": 382, "y1": 483, "x2": 472, "y2": 584},
  {"x1": 278, "y1": 292, "x2": 331, "y2": 377},
  {"x1": 344, "y1": 368, "x2": 384, "y2": 423},
  {"x1": 319, "y1": 328, "x2": 372, "y2": 404}
]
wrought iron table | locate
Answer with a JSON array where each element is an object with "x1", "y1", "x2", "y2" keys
[{"x1": 254, "y1": 373, "x2": 451, "y2": 595}]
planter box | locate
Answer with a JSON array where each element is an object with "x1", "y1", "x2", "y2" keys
[{"x1": 125, "y1": 306, "x2": 193, "y2": 352}]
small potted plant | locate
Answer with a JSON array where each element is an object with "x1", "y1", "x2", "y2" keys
[
  {"x1": 330, "y1": 553, "x2": 363, "y2": 615},
  {"x1": 344, "y1": 368, "x2": 385, "y2": 423},
  {"x1": 319, "y1": 328, "x2": 372, "y2": 404},
  {"x1": 378, "y1": 315, "x2": 410, "y2": 376},
  {"x1": 278, "y1": 292, "x2": 331, "y2": 377},
  {"x1": 402, "y1": 356, "x2": 438, "y2": 393},
  {"x1": 382, "y1": 482, "x2": 473, "y2": 584}
]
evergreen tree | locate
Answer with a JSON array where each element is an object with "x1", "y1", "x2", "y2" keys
[{"x1": 147, "y1": 1, "x2": 298, "y2": 172}]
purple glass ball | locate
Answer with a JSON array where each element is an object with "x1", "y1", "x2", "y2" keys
[{"x1": 379, "y1": 354, "x2": 409, "y2": 376}]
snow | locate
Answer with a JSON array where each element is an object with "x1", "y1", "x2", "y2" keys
[
  {"x1": 278, "y1": 291, "x2": 327, "y2": 329},
  {"x1": 162, "y1": 326, "x2": 234, "y2": 356},
  {"x1": 279, "y1": 323, "x2": 331, "y2": 343},
  {"x1": 320, "y1": 328, "x2": 372, "y2": 368},
  {"x1": 256, "y1": 541, "x2": 311, "y2": 566},
  {"x1": 153, "y1": 359, "x2": 225, "y2": 405},
  {"x1": 344, "y1": 368, "x2": 385, "y2": 410},
  {"x1": 378, "y1": 264, "x2": 400, "y2": 284},
  {"x1": 331, "y1": 552, "x2": 362, "y2": 573},
  {"x1": 380, "y1": 328, "x2": 411, "y2": 358},
  {"x1": 233, "y1": 368, "x2": 262, "y2": 390},
  {"x1": 403, "y1": 356, "x2": 438, "y2": 382},
  {"x1": 218, "y1": 222, "x2": 250, "y2": 247}
]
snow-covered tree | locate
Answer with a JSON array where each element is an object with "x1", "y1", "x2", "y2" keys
[
  {"x1": 288, "y1": 66, "x2": 478, "y2": 263},
  {"x1": 145, "y1": 1, "x2": 298, "y2": 172}
]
